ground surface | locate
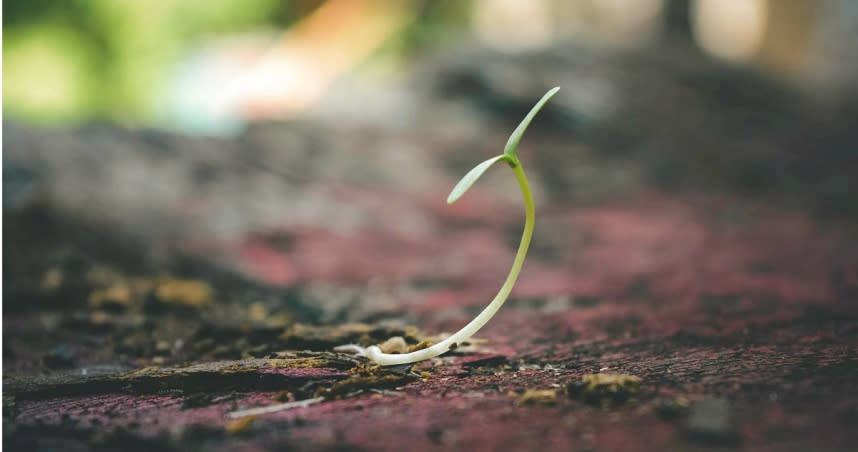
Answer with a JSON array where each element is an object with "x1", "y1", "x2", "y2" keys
[{"x1": 4, "y1": 41, "x2": 858, "y2": 451}]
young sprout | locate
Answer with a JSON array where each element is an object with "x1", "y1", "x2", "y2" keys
[{"x1": 340, "y1": 87, "x2": 560, "y2": 366}]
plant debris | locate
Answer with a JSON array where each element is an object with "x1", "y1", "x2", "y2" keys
[
  {"x1": 224, "y1": 415, "x2": 258, "y2": 434},
  {"x1": 407, "y1": 340, "x2": 434, "y2": 353},
  {"x1": 227, "y1": 397, "x2": 325, "y2": 419},
  {"x1": 318, "y1": 361, "x2": 418, "y2": 399},
  {"x1": 279, "y1": 323, "x2": 423, "y2": 350},
  {"x1": 6, "y1": 355, "x2": 354, "y2": 400},
  {"x1": 154, "y1": 279, "x2": 213, "y2": 309},
  {"x1": 513, "y1": 389, "x2": 558, "y2": 406},
  {"x1": 566, "y1": 373, "x2": 641, "y2": 405}
]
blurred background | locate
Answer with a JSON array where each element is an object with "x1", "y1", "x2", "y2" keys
[
  {"x1": 5, "y1": 0, "x2": 858, "y2": 131},
  {"x1": 4, "y1": 0, "x2": 858, "y2": 354}
]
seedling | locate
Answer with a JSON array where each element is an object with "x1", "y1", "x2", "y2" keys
[{"x1": 340, "y1": 87, "x2": 560, "y2": 366}]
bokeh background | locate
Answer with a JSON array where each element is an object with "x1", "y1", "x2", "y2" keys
[
  {"x1": 5, "y1": 0, "x2": 858, "y2": 130},
  {"x1": 4, "y1": 1, "x2": 858, "y2": 450}
]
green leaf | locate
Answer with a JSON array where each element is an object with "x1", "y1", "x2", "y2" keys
[
  {"x1": 447, "y1": 154, "x2": 509, "y2": 204},
  {"x1": 503, "y1": 86, "x2": 560, "y2": 159}
]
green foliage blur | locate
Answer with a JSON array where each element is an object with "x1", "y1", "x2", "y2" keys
[
  {"x1": 3, "y1": 0, "x2": 468, "y2": 125},
  {"x1": 4, "y1": 0, "x2": 293, "y2": 123}
]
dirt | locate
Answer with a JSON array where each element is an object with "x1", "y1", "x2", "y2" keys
[{"x1": 5, "y1": 197, "x2": 857, "y2": 451}]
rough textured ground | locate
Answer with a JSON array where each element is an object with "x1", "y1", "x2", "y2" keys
[{"x1": 4, "y1": 40, "x2": 858, "y2": 451}]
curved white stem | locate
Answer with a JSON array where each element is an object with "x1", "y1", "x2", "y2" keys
[{"x1": 362, "y1": 163, "x2": 535, "y2": 365}]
